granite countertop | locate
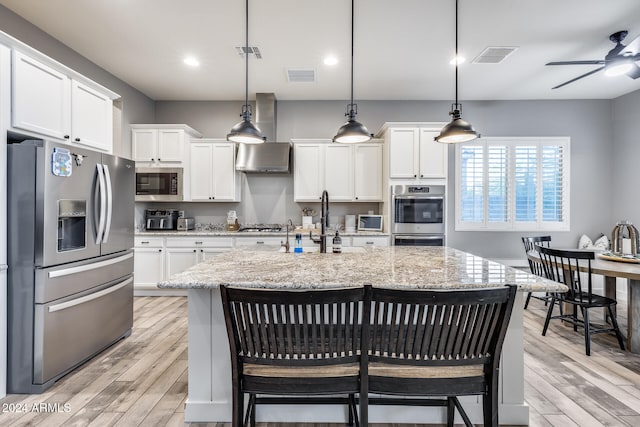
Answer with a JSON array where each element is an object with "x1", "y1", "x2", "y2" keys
[
  {"x1": 158, "y1": 246, "x2": 566, "y2": 293},
  {"x1": 136, "y1": 230, "x2": 390, "y2": 237}
]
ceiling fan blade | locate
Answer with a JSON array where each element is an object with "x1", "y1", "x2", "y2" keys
[
  {"x1": 622, "y1": 33, "x2": 640, "y2": 55},
  {"x1": 627, "y1": 63, "x2": 640, "y2": 79},
  {"x1": 546, "y1": 60, "x2": 606, "y2": 66},
  {"x1": 552, "y1": 66, "x2": 605, "y2": 89}
]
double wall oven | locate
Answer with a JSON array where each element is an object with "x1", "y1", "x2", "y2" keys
[{"x1": 391, "y1": 185, "x2": 445, "y2": 246}]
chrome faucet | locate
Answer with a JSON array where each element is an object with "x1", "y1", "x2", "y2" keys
[
  {"x1": 281, "y1": 219, "x2": 294, "y2": 253},
  {"x1": 310, "y1": 190, "x2": 329, "y2": 253}
]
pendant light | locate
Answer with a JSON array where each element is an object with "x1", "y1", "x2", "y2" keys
[
  {"x1": 227, "y1": 0, "x2": 266, "y2": 144},
  {"x1": 332, "y1": 0, "x2": 371, "y2": 144},
  {"x1": 434, "y1": 0, "x2": 480, "y2": 144}
]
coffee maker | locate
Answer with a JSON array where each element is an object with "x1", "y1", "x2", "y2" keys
[{"x1": 145, "y1": 209, "x2": 179, "y2": 230}]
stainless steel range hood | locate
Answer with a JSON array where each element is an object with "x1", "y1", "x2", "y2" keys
[{"x1": 235, "y1": 93, "x2": 291, "y2": 173}]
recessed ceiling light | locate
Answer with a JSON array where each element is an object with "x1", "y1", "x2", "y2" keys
[
  {"x1": 324, "y1": 56, "x2": 338, "y2": 66},
  {"x1": 449, "y1": 55, "x2": 466, "y2": 65},
  {"x1": 184, "y1": 56, "x2": 200, "y2": 67}
]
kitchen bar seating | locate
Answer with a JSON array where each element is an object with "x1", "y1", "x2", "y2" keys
[
  {"x1": 521, "y1": 236, "x2": 552, "y2": 309},
  {"x1": 364, "y1": 285, "x2": 517, "y2": 427},
  {"x1": 537, "y1": 246, "x2": 625, "y2": 356},
  {"x1": 220, "y1": 285, "x2": 368, "y2": 427}
]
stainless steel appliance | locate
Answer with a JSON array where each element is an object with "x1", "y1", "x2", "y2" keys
[
  {"x1": 145, "y1": 209, "x2": 179, "y2": 230},
  {"x1": 391, "y1": 184, "x2": 446, "y2": 246},
  {"x1": 135, "y1": 167, "x2": 183, "y2": 201},
  {"x1": 177, "y1": 217, "x2": 195, "y2": 231},
  {"x1": 7, "y1": 135, "x2": 134, "y2": 393}
]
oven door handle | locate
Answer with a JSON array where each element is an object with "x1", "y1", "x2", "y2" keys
[
  {"x1": 394, "y1": 235, "x2": 444, "y2": 240},
  {"x1": 393, "y1": 196, "x2": 444, "y2": 200}
]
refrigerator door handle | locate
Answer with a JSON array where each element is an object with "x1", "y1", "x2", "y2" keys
[
  {"x1": 95, "y1": 164, "x2": 107, "y2": 244},
  {"x1": 102, "y1": 164, "x2": 113, "y2": 243},
  {"x1": 47, "y1": 277, "x2": 133, "y2": 313},
  {"x1": 48, "y1": 252, "x2": 133, "y2": 278}
]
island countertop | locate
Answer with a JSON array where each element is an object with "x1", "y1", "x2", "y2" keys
[{"x1": 158, "y1": 246, "x2": 565, "y2": 293}]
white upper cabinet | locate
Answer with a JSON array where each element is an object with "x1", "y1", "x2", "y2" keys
[
  {"x1": 12, "y1": 51, "x2": 71, "y2": 140},
  {"x1": 294, "y1": 143, "x2": 324, "y2": 201},
  {"x1": 188, "y1": 140, "x2": 240, "y2": 202},
  {"x1": 384, "y1": 124, "x2": 448, "y2": 180},
  {"x1": 354, "y1": 143, "x2": 383, "y2": 201},
  {"x1": 71, "y1": 80, "x2": 113, "y2": 152},
  {"x1": 11, "y1": 50, "x2": 117, "y2": 152},
  {"x1": 131, "y1": 124, "x2": 202, "y2": 166},
  {"x1": 293, "y1": 140, "x2": 383, "y2": 202}
]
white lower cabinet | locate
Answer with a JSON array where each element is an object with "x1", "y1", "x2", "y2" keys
[
  {"x1": 133, "y1": 237, "x2": 165, "y2": 291},
  {"x1": 134, "y1": 236, "x2": 233, "y2": 294}
]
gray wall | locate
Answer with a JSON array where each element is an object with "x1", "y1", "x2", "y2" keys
[
  {"x1": 0, "y1": 5, "x2": 155, "y2": 158},
  {"x1": 612, "y1": 89, "x2": 640, "y2": 227},
  {"x1": 156, "y1": 98, "x2": 616, "y2": 259}
]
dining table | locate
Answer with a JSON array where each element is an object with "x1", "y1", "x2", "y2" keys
[{"x1": 528, "y1": 250, "x2": 640, "y2": 353}]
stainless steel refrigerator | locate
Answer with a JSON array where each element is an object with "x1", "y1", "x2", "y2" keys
[{"x1": 7, "y1": 134, "x2": 134, "y2": 393}]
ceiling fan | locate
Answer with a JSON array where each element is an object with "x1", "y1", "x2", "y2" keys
[{"x1": 546, "y1": 30, "x2": 640, "y2": 89}]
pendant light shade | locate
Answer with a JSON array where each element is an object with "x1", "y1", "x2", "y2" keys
[
  {"x1": 333, "y1": 0, "x2": 371, "y2": 144},
  {"x1": 435, "y1": 0, "x2": 479, "y2": 144},
  {"x1": 227, "y1": 0, "x2": 265, "y2": 144}
]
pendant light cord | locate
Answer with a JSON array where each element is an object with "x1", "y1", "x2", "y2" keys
[
  {"x1": 454, "y1": 0, "x2": 459, "y2": 107},
  {"x1": 349, "y1": 0, "x2": 355, "y2": 116},
  {"x1": 244, "y1": 0, "x2": 249, "y2": 119}
]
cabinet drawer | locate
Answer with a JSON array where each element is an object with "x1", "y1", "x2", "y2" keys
[
  {"x1": 134, "y1": 237, "x2": 164, "y2": 248},
  {"x1": 165, "y1": 237, "x2": 234, "y2": 248},
  {"x1": 351, "y1": 236, "x2": 389, "y2": 247},
  {"x1": 235, "y1": 237, "x2": 284, "y2": 247}
]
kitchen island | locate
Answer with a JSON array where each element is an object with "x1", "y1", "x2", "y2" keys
[{"x1": 158, "y1": 246, "x2": 565, "y2": 425}]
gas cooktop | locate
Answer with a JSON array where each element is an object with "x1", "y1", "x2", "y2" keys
[{"x1": 237, "y1": 224, "x2": 284, "y2": 232}]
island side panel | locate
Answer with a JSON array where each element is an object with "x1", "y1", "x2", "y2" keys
[
  {"x1": 499, "y1": 292, "x2": 529, "y2": 422},
  {"x1": 630, "y1": 280, "x2": 640, "y2": 352},
  {"x1": 185, "y1": 288, "x2": 233, "y2": 422}
]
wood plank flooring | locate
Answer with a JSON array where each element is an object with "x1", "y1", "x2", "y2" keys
[{"x1": 1, "y1": 295, "x2": 639, "y2": 426}]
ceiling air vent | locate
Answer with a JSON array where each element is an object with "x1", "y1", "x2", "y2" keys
[
  {"x1": 286, "y1": 68, "x2": 316, "y2": 83},
  {"x1": 472, "y1": 46, "x2": 518, "y2": 64},
  {"x1": 235, "y1": 46, "x2": 262, "y2": 59}
]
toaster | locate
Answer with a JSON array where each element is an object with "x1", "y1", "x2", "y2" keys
[{"x1": 177, "y1": 218, "x2": 195, "y2": 231}]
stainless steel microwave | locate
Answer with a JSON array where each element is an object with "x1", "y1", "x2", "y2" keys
[{"x1": 135, "y1": 167, "x2": 183, "y2": 201}]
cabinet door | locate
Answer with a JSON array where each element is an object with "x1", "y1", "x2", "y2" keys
[
  {"x1": 354, "y1": 143, "x2": 383, "y2": 201},
  {"x1": 71, "y1": 80, "x2": 113, "y2": 153},
  {"x1": 133, "y1": 247, "x2": 164, "y2": 287},
  {"x1": 132, "y1": 129, "x2": 158, "y2": 162},
  {"x1": 211, "y1": 143, "x2": 237, "y2": 201},
  {"x1": 190, "y1": 143, "x2": 214, "y2": 200},
  {"x1": 324, "y1": 144, "x2": 353, "y2": 201},
  {"x1": 294, "y1": 144, "x2": 323, "y2": 201},
  {"x1": 419, "y1": 129, "x2": 447, "y2": 178},
  {"x1": 389, "y1": 128, "x2": 419, "y2": 179},
  {"x1": 157, "y1": 129, "x2": 184, "y2": 162},
  {"x1": 12, "y1": 51, "x2": 71, "y2": 140},
  {"x1": 165, "y1": 247, "x2": 199, "y2": 277}
]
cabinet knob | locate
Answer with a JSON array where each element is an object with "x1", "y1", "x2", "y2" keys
[
  {"x1": 200, "y1": 249, "x2": 204, "y2": 253},
  {"x1": 151, "y1": 158, "x2": 155, "y2": 162},
  {"x1": 414, "y1": 174, "x2": 417, "y2": 178},
  {"x1": 193, "y1": 249, "x2": 196, "y2": 253},
  {"x1": 420, "y1": 174, "x2": 424, "y2": 178},
  {"x1": 158, "y1": 249, "x2": 162, "y2": 252},
  {"x1": 212, "y1": 196, "x2": 215, "y2": 200},
  {"x1": 355, "y1": 196, "x2": 359, "y2": 200},
  {"x1": 158, "y1": 158, "x2": 161, "y2": 161},
  {"x1": 64, "y1": 135, "x2": 70, "y2": 139},
  {"x1": 75, "y1": 137, "x2": 80, "y2": 142}
]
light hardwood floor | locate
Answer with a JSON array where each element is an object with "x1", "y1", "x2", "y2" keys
[{"x1": 1, "y1": 295, "x2": 639, "y2": 426}]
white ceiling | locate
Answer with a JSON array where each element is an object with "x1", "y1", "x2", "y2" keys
[{"x1": 2, "y1": 0, "x2": 640, "y2": 101}]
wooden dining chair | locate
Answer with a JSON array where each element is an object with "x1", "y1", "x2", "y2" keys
[
  {"x1": 536, "y1": 245, "x2": 625, "y2": 356},
  {"x1": 220, "y1": 285, "x2": 369, "y2": 427},
  {"x1": 521, "y1": 236, "x2": 552, "y2": 309},
  {"x1": 364, "y1": 285, "x2": 517, "y2": 427}
]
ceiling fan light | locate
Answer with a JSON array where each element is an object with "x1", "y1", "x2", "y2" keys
[
  {"x1": 226, "y1": 119, "x2": 266, "y2": 144},
  {"x1": 605, "y1": 61, "x2": 634, "y2": 76},
  {"x1": 333, "y1": 118, "x2": 372, "y2": 143}
]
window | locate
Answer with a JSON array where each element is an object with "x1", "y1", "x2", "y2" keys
[{"x1": 455, "y1": 137, "x2": 570, "y2": 231}]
